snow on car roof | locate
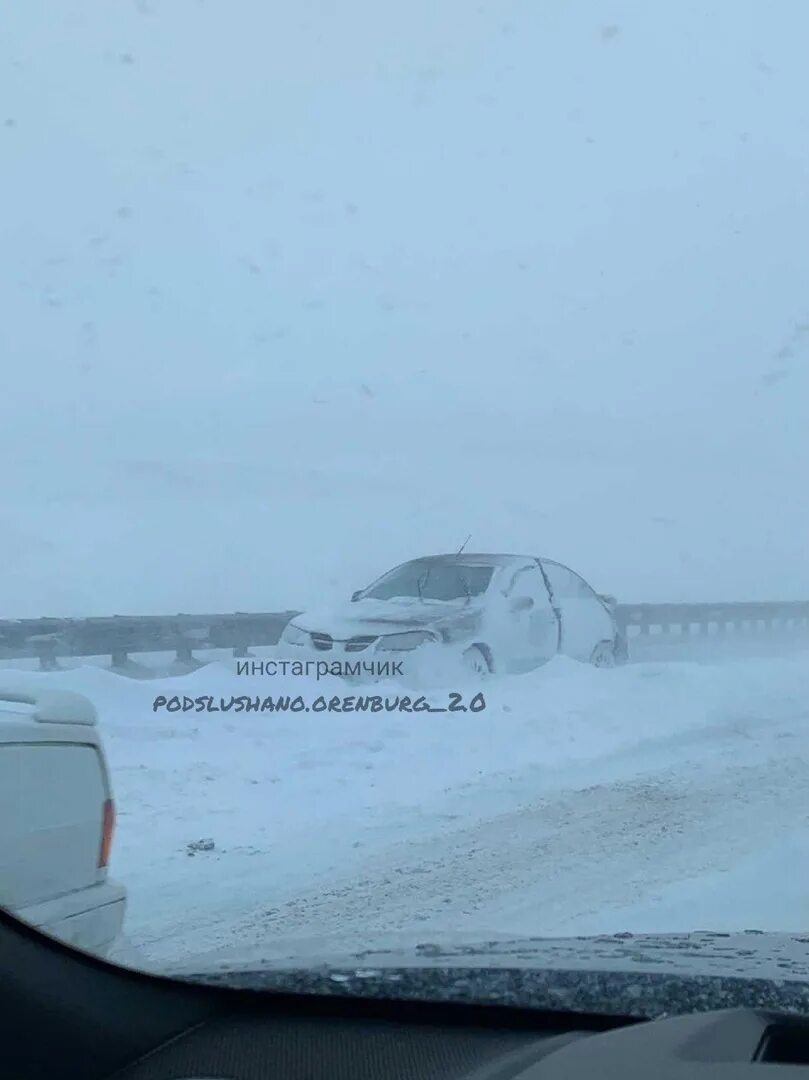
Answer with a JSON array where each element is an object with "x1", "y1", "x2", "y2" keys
[{"x1": 413, "y1": 553, "x2": 537, "y2": 566}]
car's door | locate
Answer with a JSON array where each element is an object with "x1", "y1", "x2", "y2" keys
[
  {"x1": 500, "y1": 564, "x2": 558, "y2": 671},
  {"x1": 541, "y1": 561, "x2": 613, "y2": 661}
]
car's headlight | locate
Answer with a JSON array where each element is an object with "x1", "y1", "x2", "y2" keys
[
  {"x1": 377, "y1": 631, "x2": 435, "y2": 651},
  {"x1": 281, "y1": 623, "x2": 309, "y2": 646}
]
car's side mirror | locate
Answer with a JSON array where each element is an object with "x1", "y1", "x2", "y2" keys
[
  {"x1": 510, "y1": 595, "x2": 534, "y2": 612},
  {"x1": 351, "y1": 590, "x2": 362, "y2": 602},
  {"x1": 598, "y1": 593, "x2": 617, "y2": 609}
]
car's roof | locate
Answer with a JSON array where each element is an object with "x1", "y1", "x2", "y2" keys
[
  {"x1": 408, "y1": 553, "x2": 540, "y2": 567},
  {"x1": 404, "y1": 554, "x2": 577, "y2": 575}
]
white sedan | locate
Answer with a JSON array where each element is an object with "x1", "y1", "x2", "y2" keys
[{"x1": 280, "y1": 552, "x2": 628, "y2": 677}]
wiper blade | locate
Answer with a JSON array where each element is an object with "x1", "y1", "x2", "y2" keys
[
  {"x1": 416, "y1": 567, "x2": 428, "y2": 602},
  {"x1": 458, "y1": 571, "x2": 472, "y2": 603}
]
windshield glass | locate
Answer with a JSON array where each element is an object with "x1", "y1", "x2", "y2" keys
[
  {"x1": 363, "y1": 562, "x2": 494, "y2": 601},
  {"x1": 1, "y1": 1, "x2": 808, "y2": 1013}
]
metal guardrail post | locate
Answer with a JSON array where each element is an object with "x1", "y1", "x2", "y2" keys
[{"x1": 29, "y1": 635, "x2": 61, "y2": 672}]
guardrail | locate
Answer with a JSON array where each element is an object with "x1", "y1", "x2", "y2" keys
[
  {"x1": 617, "y1": 601, "x2": 809, "y2": 638},
  {"x1": 617, "y1": 601, "x2": 809, "y2": 663},
  {"x1": 0, "y1": 601, "x2": 807, "y2": 675},
  {"x1": 0, "y1": 612, "x2": 299, "y2": 672}
]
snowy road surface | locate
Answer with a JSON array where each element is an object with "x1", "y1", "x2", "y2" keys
[
  {"x1": 9, "y1": 654, "x2": 807, "y2": 970},
  {"x1": 218, "y1": 738, "x2": 809, "y2": 954}
]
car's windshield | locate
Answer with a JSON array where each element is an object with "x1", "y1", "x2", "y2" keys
[
  {"x1": 362, "y1": 562, "x2": 494, "y2": 602},
  {"x1": 1, "y1": 1, "x2": 808, "y2": 1016}
]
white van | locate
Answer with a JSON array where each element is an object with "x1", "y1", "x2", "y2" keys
[{"x1": 0, "y1": 680, "x2": 126, "y2": 956}]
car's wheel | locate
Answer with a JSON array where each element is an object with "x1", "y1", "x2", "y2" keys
[
  {"x1": 461, "y1": 644, "x2": 492, "y2": 677},
  {"x1": 590, "y1": 639, "x2": 617, "y2": 668}
]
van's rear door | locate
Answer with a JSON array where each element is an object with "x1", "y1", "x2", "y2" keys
[{"x1": 0, "y1": 686, "x2": 111, "y2": 910}]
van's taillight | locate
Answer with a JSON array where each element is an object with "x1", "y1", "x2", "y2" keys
[{"x1": 99, "y1": 798, "x2": 115, "y2": 868}]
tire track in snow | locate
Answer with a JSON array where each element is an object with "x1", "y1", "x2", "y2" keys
[{"x1": 199, "y1": 729, "x2": 809, "y2": 958}]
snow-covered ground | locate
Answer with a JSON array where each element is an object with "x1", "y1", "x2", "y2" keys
[{"x1": 9, "y1": 653, "x2": 806, "y2": 970}]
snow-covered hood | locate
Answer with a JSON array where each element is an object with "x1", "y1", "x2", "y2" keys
[
  {"x1": 289, "y1": 596, "x2": 485, "y2": 639},
  {"x1": 158, "y1": 931, "x2": 809, "y2": 1020}
]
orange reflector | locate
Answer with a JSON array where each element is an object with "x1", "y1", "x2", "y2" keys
[{"x1": 99, "y1": 798, "x2": 115, "y2": 868}]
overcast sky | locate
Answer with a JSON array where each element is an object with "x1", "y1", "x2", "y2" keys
[{"x1": 1, "y1": 1, "x2": 807, "y2": 616}]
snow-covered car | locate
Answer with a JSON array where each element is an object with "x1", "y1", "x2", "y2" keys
[
  {"x1": 279, "y1": 553, "x2": 628, "y2": 677},
  {"x1": 0, "y1": 680, "x2": 126, "y2": 957}
]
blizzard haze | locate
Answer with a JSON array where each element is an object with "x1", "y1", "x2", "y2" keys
[{"x1": 1, "y1": 0, "x2": 807, "y2": 616}]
